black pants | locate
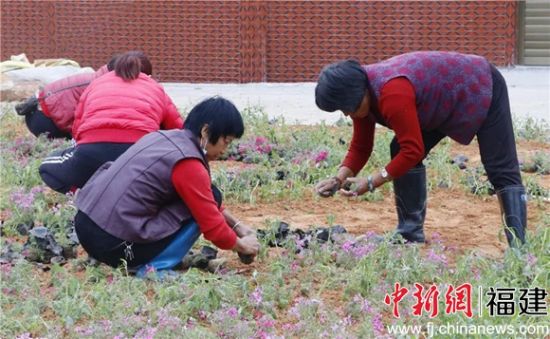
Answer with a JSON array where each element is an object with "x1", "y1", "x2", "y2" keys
[
  {"x1": 25, "y1": 108, "x2": 71, "y2": 140},
  {"x1": 75, "y1": 211, "x2": 181, "y2": 268},
  {"x1": 74, "y1": 186, "x2": 223, "y2": 268},
  {"x1": 39, "y1": 143, "x2": 132, "y2": 193},
  {"x1": 390, "y1": 65, "x2": 522, "y2": 190}
]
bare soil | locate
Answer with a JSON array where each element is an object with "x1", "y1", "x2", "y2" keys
[{"x1": 224, "y1": 139, "x2": 550, "y2": 259}]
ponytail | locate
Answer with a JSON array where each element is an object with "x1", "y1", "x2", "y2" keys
[{"x1": 114, "y1": 51, "x2": 152, "y2": 80}]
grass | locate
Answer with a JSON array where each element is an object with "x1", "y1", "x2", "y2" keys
[{"x1": 1, "y1": 104, "x2": 549, "y2": 338}]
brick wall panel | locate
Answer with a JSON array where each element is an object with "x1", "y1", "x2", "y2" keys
[{"x1": 1, "y1": 0, "x2": 516, "y2": 83}]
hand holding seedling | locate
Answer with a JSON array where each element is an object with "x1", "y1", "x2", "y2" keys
[
  {"x1": 234, "y1": 234, "x2": 260, "y2": 264},
  {"x1": 339, "y1": 177, "x2": 369, "y2": 197},
  {"x1": 315, "y1": 177, "x2": 341, "y2": 197}
]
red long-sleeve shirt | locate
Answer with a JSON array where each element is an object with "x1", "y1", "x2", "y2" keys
[
  {"x1": 341, "y1": 77, "x2": 424, "y2": 178},
  {"x1": 171, "y1": 159, "x2": 237, "y2": 250}
]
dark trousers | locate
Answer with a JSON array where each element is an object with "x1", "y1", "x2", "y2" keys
[
  {"x1": 25, "y1": 108, "x2": 71, "y2": 140},
  {"x1": 39, "y1": 143, "x2": 132, "y2": 193},
  {"x1": 390, "y1": 65, "x2": 522, "y2": 190},
  {"x1": 75, "y1": 211, "x2": 181, "y2": 268}
]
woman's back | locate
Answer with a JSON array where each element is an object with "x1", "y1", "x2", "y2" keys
[
  {"x1": 73, "y1": 71, "x2": 181, "y2": 144},
  {"x1": 72, "y1": 51, "x2": 182, "y2": 144}
]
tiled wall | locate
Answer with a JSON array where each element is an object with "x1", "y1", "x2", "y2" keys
[{"x1": 1, "y1": 1, "x2": 517, "y2": 82}]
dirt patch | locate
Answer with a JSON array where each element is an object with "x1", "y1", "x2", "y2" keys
[
  {"x1": 218, "y1": 138, "x2": 548, "y2": 260},
  {"x1": 227, "y1": 190, "x2": 508, "y2": 258}
]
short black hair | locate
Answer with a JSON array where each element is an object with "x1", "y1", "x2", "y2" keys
[
  {"x1": 315, "y1": 59, "x2": 368, "y2": 113},
  {"x1": 184, "y1": 96, "x2": 244, "y2": 143}
]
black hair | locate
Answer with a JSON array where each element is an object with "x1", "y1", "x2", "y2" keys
[
  {"x1": 315, "y1": 59, "x2": 368, "y2": 113},
  {"x1": 184, "y1": 96, "x2": 244, "y2": 143},
  {"x1": 114, "y1": 50, "x2": 153, "y2": 80},
  {"x1": 106, "y1": 53, "x2": 121, "y2": 71}
]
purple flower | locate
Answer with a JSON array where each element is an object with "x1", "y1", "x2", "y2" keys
[
  {"x1": 526, "y1": 253, "x2": 537, "y2": 266},
  {"x1": 353, "y1": 294, "x2": 372, "y2": 314},
  {"x1": 295, "y1": 236, "x2": 309, "y2": 252},
  {"x1": 0, "y1": 264, "x2": 12, "y2": 276},
  {"x1": 30, "y1": 186, "x2": 44, "y2": 195},
  {"x1": 341, "y1": 240, "x2": 355, "y2": 253},
  {"x1": 250, "y1": 287, "x2": 263, "y2": 307},
  {"x1": 351, "y1": 243, "x2": 376, "y2": 258},
  {"x1": 426, "y1": 249, "x2": 448, "y2": 267},
  {"x1": 157, "y1": 310, "x2": 182, "y2": 330},
  {"x1": 226, "y1": 306, "x2": 238, "y2": 318},
  {"x1": 365, "y1": 231, "x2": 377, "y2": 239},
  {"x1": 431, "y1": 232, "x2": 443, "y2": 244},
  {"x1": 371, "y1": 313, "x2": 384, "y2": 336},
  {"x1": 133, "y1": 326, "x2": 157, "y2": 339},
  {"x1": 74, "y1": 326, "x2": 94, "y2": 336},
  {"x1": 10, "y1": 188, "x2": 35, "y2": 210}
]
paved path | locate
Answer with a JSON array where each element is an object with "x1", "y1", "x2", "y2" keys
[{"x1": 163, "y1": 66, "x2": 550, "y2": 125}]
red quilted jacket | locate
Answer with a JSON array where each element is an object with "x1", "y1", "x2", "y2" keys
[
  {"x1": 38, "y1": 65, "x2": 109, "y2": 133},
  {"x1": 72, "y1": 71, "x2": 183, "y2": 144}
]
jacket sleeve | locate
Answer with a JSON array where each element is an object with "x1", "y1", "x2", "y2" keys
[
  {"x1": 171, "y1": 159, "x2": 237, "y2": 249},
  {"x1": 341, "y1": 116, "x2": 376, "y2": 175},
  {"x1": 379, "y1": 78, "x2": 424, "y2": 178},
  {"x1": 160, "y1": 92, "x2": 183, "y2": 129}
]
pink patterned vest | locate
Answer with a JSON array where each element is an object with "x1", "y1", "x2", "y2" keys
[{"x1": 364, "y1": 51, "x2": 493, "y2": 144}]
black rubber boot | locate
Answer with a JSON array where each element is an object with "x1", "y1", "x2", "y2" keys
[
  {"x1": 393, "y1": 166, "x2": 427, "y2": 243},
  {"x1": 15, "y1": 95, "x2": 38, "y2": 116},
  {"x1": 496, "y1": 185, "x2": 527, "y2": 247}
]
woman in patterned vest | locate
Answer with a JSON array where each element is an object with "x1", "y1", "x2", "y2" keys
[{"x1": 314, "y1": 51, "x2": 526, "y2": 248}]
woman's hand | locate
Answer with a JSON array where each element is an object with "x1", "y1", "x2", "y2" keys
[
  {"x1": 234, "y1": 235, "x2": 260, "y2": 255},
  {"x1": 234, "y1": 223, "x2": 255, "y2": 238},
  {"x1": 339, "y1": 177, "x2": 369, "y2": 197},
  {"x1": 315, "y1": 177, "x2": 341, "y2": 197}
]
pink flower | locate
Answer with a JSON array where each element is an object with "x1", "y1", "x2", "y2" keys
[
  {"x1": 198, "y1": 310, "x2": 208, "y2": 320},
  {"x1": 314, "y1": 150, "x2": 329, "y2": 163},
  {"x1": 144, "y1": 265, "x2": 156, "y2": 275},
  {"x1": 257, "y1": 315, "x2": 275, "y2": 329},
  {"x1": 281, "y1": 323, "x2": 296, "y2": 331},
  {"x1": 255, "y1": 136, "x2": 268, "y2": 145}
]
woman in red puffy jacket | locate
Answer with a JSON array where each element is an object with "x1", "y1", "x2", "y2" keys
[
  {"x1": 15, "y1": 56, "x2": 118, "y2": 139},
  {"x1": 39, "y1": 51, "x2": 183, "y2": 194}
]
